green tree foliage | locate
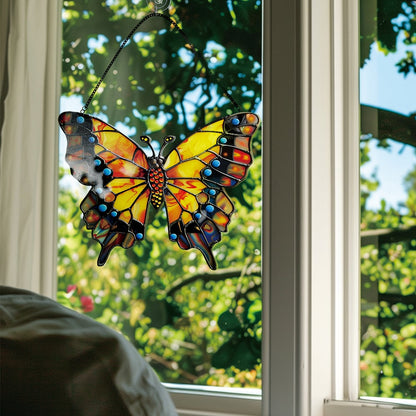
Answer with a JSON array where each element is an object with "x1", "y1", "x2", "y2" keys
[
  {"x1": 59, "y1": 0, "x2": 416, "y2": 396},
  {"x1": 359, "y1": 1, "x2": 416, "y2": 400},
  {"x1": 360, "y1": 148, "x2": 416, "y2": 398},
  {"x1": 62, "y1": 0, "x2": 261, "y2": 146},
  {"x1": 361, "y1": 1, "x2": 416, "y2": 74},
  {"x1": 58, "y1": 161, "x2": 262, "y2": 386},
  {"x1": 58, "y1": 0, "x2": 262, "y2": 387}
]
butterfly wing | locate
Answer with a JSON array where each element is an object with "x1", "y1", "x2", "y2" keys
[
  {"x1": 163, "y1": 112, "x2": 259, "y2": 269},
  {"x1": 58, "y1": 111, "x2": 150, "y2": 266}
]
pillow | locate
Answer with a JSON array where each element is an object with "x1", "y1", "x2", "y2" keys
[{"x1": 0, "y1": 286, "x2": 177, "y2": 416}]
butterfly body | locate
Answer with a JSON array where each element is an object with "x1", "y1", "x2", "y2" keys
[
  {"x1": 148, "y1": 166, "x2": 165, "y2": 208},
  {"x1": 59, "y1": 111, "x2": 259, "y2": 269},
  {"x1": 145, "y1": 157, "x2": 166, "y2": 209}
]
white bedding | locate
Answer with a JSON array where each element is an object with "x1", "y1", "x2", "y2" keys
[{"x1": 0, "y1": 286, "x2": 177, "y2": 415}]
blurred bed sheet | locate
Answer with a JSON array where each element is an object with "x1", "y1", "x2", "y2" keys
[{"x1": 0, "y1": 286, "x2": 177, "y2": 415}]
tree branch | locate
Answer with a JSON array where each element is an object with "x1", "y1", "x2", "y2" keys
[
  {"x1": 147, "y1": 352, "x2": 198, "y2": 382},
  {"x1": 361, "y1": 105, "x2": 416, "y2": 148},
  {"x1": 361, "y1": 225, "x2": 416, "y2": 246},
  {"x1": 166, "y1": 265, "x2": 261, "y2": 297}
]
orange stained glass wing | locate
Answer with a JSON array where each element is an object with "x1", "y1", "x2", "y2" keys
[
  {"x1": 167, "y1": 178, "x2": 206, "y2": 195},
  {"x1": 91, "y1": 123, "x2": 149, "y2": 170},
  {"x1": 130, "y1": 188, "x2": 151, "y2": 224},
  {"x1": 95, "y1": 130, "x2": 138, "y2": 161},
  {"x1": 107, "y1": 158, "x2": 147, "y2": 179},
  {"x1": 226, "y1": 162, "x2": 246, "y2": 178},
  {"x1": 112, "y1": 181, "x2": 147, "y2": 211},
  {"x1": 211, "y1": 210, "x2": 229, "y2": 231},
  {"x1": 58, "y1": 111, "x2": 150, "y2": 266},
  {"x1": 214, "y1": 191, "x2": 234, "y2": 214},
  {"x1": 166, "y1": 182, "x2": 200, "y2": 214},
  {"x1": 119, "y1": 210, "x2": 132, "y2": 224},
  {"x1": 161, "y1": 112, "x2": 259, "y2": 269},
  {"x1": 165, "y1": 192, "x2": 182, "y2": 223},
  {"x1": 231, "y1": 148, "x2": 251, "y2": 164},
  {"x1": 79, "y1": 190, "x2": 139, "y2": 265},
  {"x1": 234, "y1": 136, "x2": 250, "y2": 151},
  {"x1": 164, "y1": 113, "x2": 259, "y2": 194},
  {"x1": 96, "y1": 149, "x2": 117, "y2": 164},
  {"x1": 164, "y1": 185, "x2": 218, "y2": 270},
  {"x1": 166, "y1": 159, "x2": 206, "y2": 179},
  {"x1": 163, "y1": 120, "x2": 224, "y2": 169},
  {"x1": 110, "y1": 178, "x2": 146, "y2": 194}
]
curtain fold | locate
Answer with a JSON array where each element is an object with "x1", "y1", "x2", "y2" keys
[{"x1": 0, "y1": 0, "x2": 61, "y2": 297}]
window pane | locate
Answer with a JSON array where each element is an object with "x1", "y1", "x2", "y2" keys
[
  {"x1": 58, "y1": 0, "x2": 262, "y2": 389},
  {"x1": 360, "y1": 0, "x2": 416, "y2": 400}
]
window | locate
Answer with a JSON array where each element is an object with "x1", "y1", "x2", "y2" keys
[
  {"x1": 322, "y1": 0, "x2": 416, "y2": 414},
  {"x1": 58, "y1": 0, "x2": 263, "y2": 400},
  {"x1": 0, "y1": 0, "x2": 61, "y2": 294},
  {"x1": 359, "y1": 0, "x2": 416, "y2": 403},
  {"x1": 5, "y1": 0, "x2": 416, "y2": 415}
]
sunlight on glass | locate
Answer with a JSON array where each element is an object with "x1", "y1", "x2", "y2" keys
[
  {"x1": 360, "y1": 0, "x2": 416, "y2": 401},
  {"x1": 58, "y1": 0, "x2": 262, "y2": 389}
]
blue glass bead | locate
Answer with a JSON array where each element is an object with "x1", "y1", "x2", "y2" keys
[
  {"x1": 203, "y1": 168, "x2": 212, "y2": 177},
  {"x1": 208, "y1": 189, "x2": 216, "y2": 196},
  {"x1": 206, "y1": 205, "x2": 214, "y2": 213},
  {"x1": 88, "y1": 136, "x2": 95, "y2": 143},
  {"x1": 170, "y1": 233, "x2": 178, "y2": 240},
  {"x1": 231, "y1": 118, "x2": 240, "y2": 126},
  {"x1": 77, "y1": 116, "x2": 85, "y2": 124},
  {"x1": 95, "y1": 187, "x2": 103, "y2": 194},
  {"x1": 98, "y1": 204, "x2": 107, "y2": 212},
  {"x1": 94, "y1": 159, "x2": 102, "y2": 166},
  {"x1": 195, "y1": 213, "x2": 202, "y2": 219},
  {"x1": 136, "y1": 233, "x2": 144, "y2": 240},
  {"x1": 110, "y1": 210, "x2": 117, "y2": 217},
  {"x1": 103, "y1": 168, "x2": 112, "y2": 176},
  {"x1": 211, "y1": 159, "x2": 220, "y2": 168},
  {"x1": 219, "y1": 137, "x2": 227, "y2": 144}
]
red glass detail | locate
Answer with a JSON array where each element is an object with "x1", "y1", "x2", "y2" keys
[{"x1": 148, "y1": 167, "x2": 166, "y2": 208}]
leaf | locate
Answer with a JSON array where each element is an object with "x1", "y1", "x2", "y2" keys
[
  {"x1": 56, "y1": 291, "x2": 73, "y2": 308},
  {"x1": 400, "y1": 323, "x2": 416, "y2": 339},
  {"x1": 243, "y1": 299, "x2": 262, "y2": 324},
  {"x1": 404, "y1": 338, "x2": 416, "y2": 350},
  {"x1": 218, "y1": 311, "x2": 242, "y2": 331},
  {"x1": 231, "y1": 337, "x2": 259, "y2": 371},
  {"x1": 129, "y1": 300, "x2": 145, "y2": 327},
  {"x1": 145, "y1": 298, "x2": 168, "y2": 329},
  {"x1": 374, "y1": 335, "x2": 387, "y2": 348},
  {"x1": 211, "y1": 339, "x2": 235, "y2": 369}
]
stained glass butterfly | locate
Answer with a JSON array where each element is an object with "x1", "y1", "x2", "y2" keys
[{"x1": 58, "y1": 111, "x2": 259, "y2": 269}]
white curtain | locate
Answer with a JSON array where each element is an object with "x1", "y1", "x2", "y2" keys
[{"x1": 0, "y1": 0, "x2": 61, "y2": 296}]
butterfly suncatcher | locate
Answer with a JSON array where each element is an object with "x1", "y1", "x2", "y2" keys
[
  {"x1": 59, "y1": 12, "x2": 260, "y2": 269},
  {"x1": 59, "y1": 111, "x2": 259, "y2": 270}
]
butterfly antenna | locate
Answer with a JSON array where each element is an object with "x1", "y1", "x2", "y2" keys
[
  {"x1": 159, "y1": 136, "x2": 176, "y2": 157},
  {"x1": 140, "y1": 135, "x2": 156, "y2": 158}
]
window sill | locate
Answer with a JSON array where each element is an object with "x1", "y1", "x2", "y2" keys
[
  {"x1": 164, "y1": 384, "x2": 261, "y2": 416},
  {"x1": 324, "y1": 399, "x2": 416, "y2": 416}
]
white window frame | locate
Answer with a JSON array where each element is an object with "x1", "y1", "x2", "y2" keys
[
  {"x1": 306, "y1": 0, "x2": 416, "y2": 415},
  {"x1": 2, "y1": 0, "x2": 415, "y2": 414}
]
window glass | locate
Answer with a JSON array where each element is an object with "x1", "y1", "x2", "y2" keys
[
  {"x1": 58, "y1": 0, "x2": 262, "y2": 388},
  {"x1": 360, "y1": 0, "x2": 416, "y2": 400}
]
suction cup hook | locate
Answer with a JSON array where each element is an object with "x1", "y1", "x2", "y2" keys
[{"x1": 147, "y1": 0, "x2": 171, "y2": 12}]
